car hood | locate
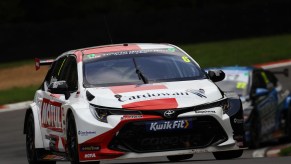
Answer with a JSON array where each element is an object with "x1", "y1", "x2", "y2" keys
[{"x1": 86, "y1": 79, "x2": 223, "y2": 110}]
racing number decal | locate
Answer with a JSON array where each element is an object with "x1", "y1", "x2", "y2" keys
[
  {"x1": 41, "y1": 98, "x2": 63, "y2": 132},
  {"x1": 182, "y1": 56, "x2": 191, "y2": 63},
  {"x1": 236, "y1": 82, "x2": 247, "y2": 89}
]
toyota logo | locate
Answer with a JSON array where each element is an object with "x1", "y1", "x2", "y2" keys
[{"x1": 164, "y1": 110, "x2": 175, "y2": 118}]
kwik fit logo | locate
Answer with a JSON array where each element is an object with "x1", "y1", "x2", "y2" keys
[{"x1": 146, "y1": 119, "x2": 192, "y2": 132}]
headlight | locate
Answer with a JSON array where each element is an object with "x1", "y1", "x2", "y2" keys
[
  {"x1": 89, "y1": 104, "x2": 142, "y2": 123},
  {"x1": 193, "y1": 98, "x2": 229, "y2": 114}
]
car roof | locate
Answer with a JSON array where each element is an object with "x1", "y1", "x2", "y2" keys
[
  {"x1": 207, "y1": 66, "x2": 254, "y2": 72},
  {"x1": 76, "y1": 43, "x2": 175, "y2": 55},
  {"x1": 57, "y1": 43, "x2": 181, "y2": 62}
]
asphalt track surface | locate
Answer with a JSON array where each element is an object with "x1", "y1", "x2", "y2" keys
[{"x1": 0, "y1": 65, "x2": 290, "y2": 164}]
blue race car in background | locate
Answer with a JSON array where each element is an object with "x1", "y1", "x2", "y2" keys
[{"x1": 209, "y1": 66, "x2": 291, "y2": 148}]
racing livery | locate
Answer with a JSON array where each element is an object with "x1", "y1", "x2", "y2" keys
[
  {"x1": 212, "y1": 66, "x2": 291, "y2": 148},
  {"x1": 24, "y1": 43, "x2": 245, "y2": 164}
]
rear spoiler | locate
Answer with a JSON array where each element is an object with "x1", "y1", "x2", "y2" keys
[
  {"x1": 271, "y1": 68, "x2": 289, "y2": 77},
  {"x1": 35, "y1": 58, "x2": 54, "y2": 71}
]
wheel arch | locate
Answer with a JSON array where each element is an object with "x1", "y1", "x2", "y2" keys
[
  {"x1": 23, "y1": 108, "x2": 33, "y2": 134},
  {"x1": 23, "y1": 104, "x2": 44, "y2": 149}
]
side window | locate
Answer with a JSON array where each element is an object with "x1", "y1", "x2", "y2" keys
[
  {"x1": 252, "y1": 70, "x2": 267, "y2": 89},
  {"x1": 265, "y1": 70, "x2": 278, "y2": 87},
  {"x1": 50, "y1": 56, "x2": 67, "y2": 83},
  {"x1": 59, "y1": 55, "x2": 78, "y2": 92}
]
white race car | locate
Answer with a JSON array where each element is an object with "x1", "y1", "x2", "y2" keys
[{"x1": 24, "y1": 43, "x2": 245, "y2": 164}]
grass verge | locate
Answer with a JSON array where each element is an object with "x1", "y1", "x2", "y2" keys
[
  {"x1": 279, "y1": 146, "x2": 291, "y2": 156},
  {"x1": 180, "y1": 34, "x2": 291, "y2": 67},
  {"x1": 0, "y1": 86, "x2": 39, "y2": 105}
]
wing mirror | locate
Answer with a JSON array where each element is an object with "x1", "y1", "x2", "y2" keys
[
  {"x1": 208, "y1": 70, "x2": 225, "y2": 82},
  {"x1": 48, "y1": 81, "x2": 70, "y2": 100}
]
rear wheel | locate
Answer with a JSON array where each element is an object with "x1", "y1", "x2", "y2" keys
[
  {"x1": 167, "y1": 154, "x2": 193, "y2": 162},
  {"x1": 26, "y1": 113, "x2": 56, "y2": 164},
  {"x1": 67, "y1": 113, "x2": 100, "y2": 164},
  {"x1": 213, "y1": 150, "x2": 243, "y2": 160}
]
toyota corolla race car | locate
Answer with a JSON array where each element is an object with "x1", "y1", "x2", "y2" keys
[
  {"x1": 212, "y1": 66, "x2": 291, "y2": 148},
  {"x1": 24, "y1": 43, "x2": 245, "y2": 164}
]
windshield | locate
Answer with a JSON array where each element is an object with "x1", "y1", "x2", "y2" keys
[
  {"x1": 215, "y1": 70, "x2": 250, "y2": 96},
  {"x1": 83, "y1": 49, "x2": 206, "y2": 87}
]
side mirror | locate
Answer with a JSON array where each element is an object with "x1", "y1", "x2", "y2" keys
[
  {"x1": 208, "y1": 70, "x2": 225, "y2": 82},
  {"x1": 48, "y1": 81, "x2": 70, "y2": 100},
  {"x1": 254, "y1": 88, "x2": 269, "y2": 97}
]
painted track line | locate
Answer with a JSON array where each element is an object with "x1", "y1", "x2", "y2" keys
[
  {"x1": 252, "y1": 147, "x2": 268, "y2": 158},
  {"x1": 0, "y1": 101, "x2": 32, "y2": 113}
]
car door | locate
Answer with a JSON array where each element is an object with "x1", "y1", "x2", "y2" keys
[
  {"x1": 39, "y1": 55, "x2": 79, "y2": 152},
  {"x1": 265, "y1": 70, "x2": 290, "y2": 133},
  {"x1": 252, "y1": 69, "x2": 278, "y2": 138}
]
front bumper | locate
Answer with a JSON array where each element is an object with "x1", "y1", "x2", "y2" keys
[
  {"x1": 109, "y1": 116, "x2": 228, "y2": 153},
  {"x1": 78, "y1": 113, "x2": 245, "y2": 162}
]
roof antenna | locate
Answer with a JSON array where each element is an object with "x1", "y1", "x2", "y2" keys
[{"x1": 104, "y1": 16, "x2": 113, "y2": 44}]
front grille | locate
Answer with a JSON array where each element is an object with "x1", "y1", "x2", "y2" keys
[{"x1": 109, "y1": 116, "x2": 228, "y2": 153}]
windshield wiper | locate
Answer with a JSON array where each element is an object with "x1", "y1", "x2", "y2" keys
[{"x1": 132, "y1": 58, "x2": 149, "y2": 84}]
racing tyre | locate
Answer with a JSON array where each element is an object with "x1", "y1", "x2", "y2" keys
[
  {"x1": 167, "y1": 154, "x2": 193, "y2": 162},
  {"x1": 67, "y1": 114, "x2": 100, "y2": 164},
  {"x1": 26, "y1": 113, "x2": 56, "y2": 164},
  {"x1": 213, "y1": 150, "x2": 243, "y2": 160},
  {"x1": 249, "y1": 113, "x2": 261, "y2": 149}
]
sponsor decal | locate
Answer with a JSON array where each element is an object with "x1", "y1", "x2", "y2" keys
[
  {"x1": 233, "y1": 118, "x2": 244, "y2": 124},
  {"x1": 43, "y1": 155, "x2": 66, "y2": 160},
  {"x1": 87, "y1": 54, "x2": 96, "y2": 58},
  {"x1": 121, "y1": 115, "x2": 143, "y2": 120},
  {"x1": 115, "y1": 89, "x2": 206, "y2": 102},
  {"x1": 84, "y1": 49, "x2": 174, "y2": 61},
  {"x1": 80, "y1": 146, "x2": 100, "y2": 151},
  {"x1": 146, "y1": 119, "x2": 192, "y2": 132},
  {"x1": 41, "y1": 98, "x2": 63, "y2": 132},
  {"x1": 140, "y1": 134, "x2": 198, "y2": 146},
  {"x1": 78, "y1": 131, "x2": 96, "y2": 136},
  {"x1": 84, "y1": 153, "x2": 96, "y2": 158},
  {"x1": 168, "y1": 47, "x2": 176, "y2": 52},
  {"x1": 195, "y1": 110, "x2": 216, "y2": 114}
]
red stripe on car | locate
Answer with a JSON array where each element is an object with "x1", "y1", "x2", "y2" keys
[
  {"x1": 110, "y1": 85, "x2": 167, "y2": 94},
  {"x1": 122, "y1": 98, "x2": 178, "y2": 110},
  {"x1": 83, "y1": 44, "x2": 141, "y2": 54}
]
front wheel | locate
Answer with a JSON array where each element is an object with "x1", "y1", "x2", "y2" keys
[
  {"x1": 213, "y1": 150, "x2": 243, "y2": 160},
  {"x1": 67, "y1": 113, "x2": 100, "y2": 164},
  {"x1": 167, "y1": 154, "x2": 193, "y2": 162}
]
